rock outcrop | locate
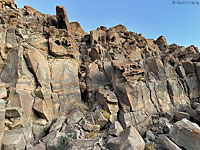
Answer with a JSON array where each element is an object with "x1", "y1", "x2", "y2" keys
[{"x1": 0, "y1": 0, "x2": 200, "y2": 149}]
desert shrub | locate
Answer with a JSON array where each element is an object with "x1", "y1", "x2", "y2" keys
[
  {"x1": 86, "y1": 131, "x2": 96, "y2": 139},
  {"x1": 57, "y1": 133, "x2": 74, "y2": 150},
  {"x1": 145, "y1": 143, "x2": 157, "y2": 150}
]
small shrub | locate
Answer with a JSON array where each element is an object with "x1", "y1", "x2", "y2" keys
[
  {"x1": 57, "y1": 133, "x2": 74, "y2": 150},
  {"x1": 86, "y1": 131, "x2": 96, "y2": 139},
  {"x1": 145, "y1": 143, "x2": 157, "y2": 150}
]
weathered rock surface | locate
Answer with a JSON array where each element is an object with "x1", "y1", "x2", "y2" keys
[
  {"x1": 0, "y1": 1, "x2": 200, "y2": 149},
  {"x1": 107, "y1": 126, "x2": 145, "y2": 150},
  {"x1": 169, "y1": 118, "x2": 200, "y2": 150}
]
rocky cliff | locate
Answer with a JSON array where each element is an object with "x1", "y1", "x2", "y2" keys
[{"x1": 0, "y1": 1, "x2": 200, "y2": 150}]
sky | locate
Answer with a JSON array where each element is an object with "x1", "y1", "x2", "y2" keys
[{"x1": 15, "y1": 0, "x2": 200, "y2": 49}]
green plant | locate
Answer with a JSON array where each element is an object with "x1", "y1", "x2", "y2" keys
[
  {"x1": 86, "y1": 131, "x2": 96, "y2": 139},
  {"x1": 57, "y1": 133, "x2": 74, "y2": 150},
  {"x1": 145, "y1": 143, "x2": 157, "y2": 150}
]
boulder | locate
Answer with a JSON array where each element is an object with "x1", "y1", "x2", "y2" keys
[
  {"x1": 66, "y1": 109, "x2": 83, "y2": 125},
  {"x1": 157, "y1": 135, "x2": 182, "y2": 150},
  {"x1": 107, "y1": 126, "x2": 145, "y2": 150},
  {"x1": 2, "y1": 132, "x2": 26, "y2": 150},
  {"x1": 33, "y1": 98, "x2": 53, "y2": 121},
  {"x1": 174, "y1": 111, "x2": 190, "y2": 121},
  {"x1": 169, "y1": 118, "x2": 200, "y2": 150},
  {"x1": 108, "y1": 121, "x2": 123, "y2": 136}
]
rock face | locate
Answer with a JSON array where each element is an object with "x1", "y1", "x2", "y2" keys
[
  {"x1": 0, "y1": 1, "x2": 200, "y2": 150},
  {"x1": 169, "y1": 118, "x2": 200, "y2": 150}
]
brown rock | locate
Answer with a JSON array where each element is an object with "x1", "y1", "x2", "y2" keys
[
  {"x1": 155, "y1": 36, "x2": 168, "y2": 49},
  {"x1": 24, "y1": 48, "x2": 51, "y2": 101},
  {"x1": 49, "y1": 39, "x2": 69, "y2": 57},
  {"x1": 70, "y1": 22, "x2": 86, "y2": 37},
  {"x1": 33, "y1": 98, "x2": 53, "y2": 121},
  {"x1": 174, "y1": 111, "x2": 190, "y2": 121},
  {"x1": 56, "y1": 5, "x2": 73, "y2": 37}
]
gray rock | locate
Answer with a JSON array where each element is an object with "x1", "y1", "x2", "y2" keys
[
  {"x1": 169, "y1": 118, "x2": 200, "y2": 150},
  {"x1": 2, "y1": 132, "x2": 26, "y2": 150},
  {"x1": 67, "y1": 109, "x2": 83, "y2": 125},
  {"x1": 107, "y1": 126, "x2": 145, "y2": 150},
  {"x1": 32, "y1": 142, "x2": 46, "y2": 150},
  {"x1": 92, "y1": 109, "x2": 108, "y2": 128},
  {"x1": 157, "y1": 135, "x2": 182, "y2": 150},
  {"x1": 108, "y1": 121, "x2": 123, "y2": 136},
  {"x1": 49, "y1": 116, "x2": 67, "y2": 132},
  {"x1": 146, "y1": 130, "x2": 155, "y2": 141}
]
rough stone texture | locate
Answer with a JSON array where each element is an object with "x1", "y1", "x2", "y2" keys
[
  {"x1": 107, "y1": 126, "x2": 145, "y2": 150},
  {"x1": 33, "y1": 98, "x2": 53, "y2": 121},
  {"x1": 157, "y1": 135, "x2": 182, "y2": 150},
  {"x1": 2, "y1": 132, "x2": 26, "y2": 150},
  {"x1": 174, "y1": 111, "x2": 190, "y2": 121},
  {"x1": 0, "y1": 2, "x2": 200, "y2": 149},
  {"x1": 169, "y1": 118, "x2": 200, "y2": 150}
]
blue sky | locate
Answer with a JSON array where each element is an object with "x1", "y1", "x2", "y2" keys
[{"x1": 15, "y1": 0, "x2": 200, "y2": 49}]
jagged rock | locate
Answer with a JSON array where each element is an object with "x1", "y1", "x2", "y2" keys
[
  {"x1": 33, "y1": 98, "x2": 53, "y2": 121},
  {"x1": 155, "y1": 36, "x2": 168, "y2": 50},
  {"x1": 97, "y1": 86, "x2": 118, "y2": 122},
  {"x1": 107, "y1": 126, "x2": 145, "y2": 150},
  {"x1": 157, "y1": 135, "x2": 182, "y2": 150},
  {"x1": 24, "y1": 48, "x2": 51, "y2": 101},
  {"x1": 119, "y1": 110, "x2": 149, "y2": 128},
  {"x1": 146, "y1": 130, "x2": 155, "y2": 141},
  {"x1": 2, "y1": 132, "x2": 26, "y2": 150},
  {"x1": 70, "y1": 22, "x2": 86, "y2": 37},
  {"x1": 49, "y1": 39, "x2": 71, "y2": 57},
  {"x1": 92, "y1": 109, "x2": 108, "y2": 128},
  {"x1": 66, "y1": 109, "x2": 83, "y2": 125},
  {"x1": 32, "y1": 118, "x2": 50, "y2": 139},
  {"x1": 56, "y1": 5, "x2": 73, "y2": 35},
  {"x1": 169, "y1": 118, "x2": 200, "y2": 150},
  {"x1": 108, "y1": 121, "x2": 123, "y2": 136},
  {"x1": 174, "y1": 111, "x2": 190, "y2": 121},
  {"x1": 49, "y1": 116, "x2": 67, "y2": 132}
]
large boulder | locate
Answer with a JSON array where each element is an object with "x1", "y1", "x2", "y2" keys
[
  {"x1": 107, "y1": 126, "x2": 145, "y2": 150},
  {"x1": 169, "y1": 118, "x2": 200, "y2": 150}
]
